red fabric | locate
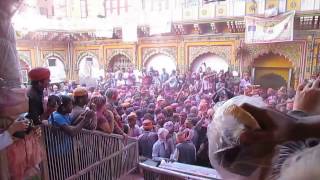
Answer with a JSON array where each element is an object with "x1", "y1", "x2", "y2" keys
[
  {"x1": 7, "y1": 133, "x2": 44, "y2": 180},
  {"x1": 28, "y1": 67, "x2": 50, "y2": 81}
]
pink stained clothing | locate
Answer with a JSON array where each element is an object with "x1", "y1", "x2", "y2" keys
[
  {"x1": 7, "y1": 133, "x2": 44, "y2": 180},
  {"x1": 127, "y1": 125, "x2": 142, "y2": 138},
  {"x1": 96, "y1": 110, "x2": 112, "y2": 131}
]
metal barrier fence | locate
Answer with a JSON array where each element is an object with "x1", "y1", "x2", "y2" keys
[
  {"x1": 139, "y1": 161, "x2": 221, "y2": 180},
  {"x1": 42, "y1": 125, "x2": 139, "y2": 180}
]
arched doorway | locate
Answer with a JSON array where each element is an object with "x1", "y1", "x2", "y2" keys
[
  {"x1": 78, "y1": 55, "x2": 102, "y2": 87},
  {"x1": 44, "y1": 56, "x2": 67, "y2": 83},
  {"x1": 19, "y1": 59, "x2": 31, "y2": 84},
  {"x1": 253, "y1": 53, "x2": 294, "y2": 89},
  {"x1": 191, "y1": 53, "x2": 229, "y2": 73},
  {"x1": 108, "y1": 54, "x2": 133, "y2": 72},
  {"x1": 145, "y1": 54, "x2": 176, "y2": 74}
]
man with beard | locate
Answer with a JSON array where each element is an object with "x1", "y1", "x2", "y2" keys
[{"x1": 26, "y1": 67, "x2": 51, "y2": 125}]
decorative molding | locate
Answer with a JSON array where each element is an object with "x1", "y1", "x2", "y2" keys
[
  {"x1": 245, "y1": 43, "x2": 302, "y2": 68},
  {"x1": 42, "y1": 51, "x2": 66, "y2": 66},
  {"x1": 17, "y1": 50, "x2": 32, "y2": 66},
  {"x1": 142, "y1": 47, "x2": 177, "y2": 65},
  {"x1": 76, "y1": 50, "x2": 99, "y2": 69},
  {"x1": 106, "y1": 48, "x2": 134, "y2": 66},
  {"x1": 188, "y1": 45, "x2": 232, "y2": 65}
]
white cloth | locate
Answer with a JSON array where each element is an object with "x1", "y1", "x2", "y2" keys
[
  {"x1": 239, "y1": 79, "x2": 251, "y2": 88},
  {"x1": 116, "y1": 79, "x2": 125, "y2": 87},
  {"x1": 0, "y1": 131, "x2": 13, "y2": 150}
]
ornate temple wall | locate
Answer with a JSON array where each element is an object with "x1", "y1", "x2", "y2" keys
[{"x1": 16, "y1": 35, "x2": 315, "y2": 87}]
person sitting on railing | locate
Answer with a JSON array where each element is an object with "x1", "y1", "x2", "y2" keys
[
  {"x1": 138, "y1": 119, "x2": 158, "y2": 159},
  {"x1": 91, "y1": 95, "x2": 115, "y2": 134},
  {"x1": 70, "y1": 87, "x2": 97, "y2": 130},
  {"x1": 48, "y1": 95, "x2": 90, "y2": 136},
  {"x1": 152, "y1": 128, "x2": 175, "y2": 162},
  {"x1": 172, "y1": 130, "x2": 196, "y2": 165}
]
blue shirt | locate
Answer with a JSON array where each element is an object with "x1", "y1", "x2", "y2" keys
[
  {"x1": 49, "y1": 111, "x2": 72, "y2": 126},
  {"x1": 48, "y1": 111, "x2": 73, "y2": 155}
]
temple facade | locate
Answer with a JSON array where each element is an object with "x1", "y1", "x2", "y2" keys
[{"x1": 15, "y1": 0, "x2": 320, "y2": 88}]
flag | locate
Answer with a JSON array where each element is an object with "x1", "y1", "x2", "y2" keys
[
  {"x1": 183, "y1": 6, "x2": 199, "y2": 20},
  {"x1": 199, "y1": 3, "x2": 215, "y2": 19},
  {"x1": 233, "y1": 0, "x2": 245, "y2": 16},
  {"x1": 287, "y1": 0, "x2": 301, "y2": 11},
  {"x1": 245, "y1": 11, "x2": 295, "y2": 44},
  {"x1": 315, "y1": 0, "x2": 320, "y2": 9},
  {"x1": 216, "y1": 4, "x2": 227, "y2": 16},
  {"x1": 301, "y1": 0, "x2": 315, "y2": 10}
]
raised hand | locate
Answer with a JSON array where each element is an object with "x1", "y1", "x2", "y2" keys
[{"x1": 293, "y1": 79, "x2": 320, "y2": 115}]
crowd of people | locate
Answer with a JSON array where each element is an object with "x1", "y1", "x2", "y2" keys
[
  {"x1": 3, "y1": 63, "x2": 320, "y2": 179},
  {"x1": 2, "y1": 1, "x2": 320, "y2": 179},
  {"x1": 31, "y1": 66, "x2": 304, "y2": 167}
]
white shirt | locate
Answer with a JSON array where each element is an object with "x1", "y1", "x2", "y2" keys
[
  {"x1": 0, "y1": 131, "x2": 13, "y2": 150},
  {"x1": 240, "y1": 78, "x2": 251, "y2": 88},
  {"x1": 116, "y1": 79, "x2": 125, "y2": 87}
]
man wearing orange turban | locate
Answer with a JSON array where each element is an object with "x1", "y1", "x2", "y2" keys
[
  {"x1": 71, "y1": 87, "x2": 97, "y2": 130},
  {"x1": 26, "y1": 67, "x2": 51, "y2": 125}
]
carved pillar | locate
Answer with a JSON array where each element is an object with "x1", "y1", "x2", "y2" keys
[{"x1": 178, "y1": 41, "x2": 185, "y2": 72}]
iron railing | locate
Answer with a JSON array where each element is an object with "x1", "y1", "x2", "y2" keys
[{"x1": 41, "y1": 125, "x2": 139, "y2": 180}]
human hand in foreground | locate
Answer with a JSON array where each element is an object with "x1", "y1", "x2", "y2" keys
[
  {"x1": 293, "y1": 79, "x2": 320, "y2": 115},
  {"x1": 7, "y1": 120, "x2": 28, "y2": 135},
  {"x1": 239, "y1": 104, "x2": 297, "y2": 146}
]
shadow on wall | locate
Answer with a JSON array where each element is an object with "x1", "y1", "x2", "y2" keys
[{"x1": 256, "y1": 73, "x2": 287, "y2": 89}]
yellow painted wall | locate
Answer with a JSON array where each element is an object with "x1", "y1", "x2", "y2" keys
[
  {"x1": 254, "y1": 54, "x2": 294, "y2": 87},
  {"x1": 254, "y1": 54, "x2": 293, "y2": 68},
  {"x1": 16, "y1": 38, "x2": 308, "y2": 83}
]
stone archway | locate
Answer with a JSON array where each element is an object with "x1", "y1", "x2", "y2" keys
[
  {"x1": 44, "y1": 55, "x2": 67, "y2": 83},
  {"x1": 144, "y1": 53, "x2": 177, "y2": 74},
  {"x1": 190, "y1": 53, "x2": 229, "y2": 73},
  {"x1": 78, "y1": 53, "x2": 102, "y2": 87},
  {"x1": 252, "y1": 52, "x2": 294, "y2": 88},
  {"x1": 108, "y1": 54, "x2": 133, "y2": 72}
]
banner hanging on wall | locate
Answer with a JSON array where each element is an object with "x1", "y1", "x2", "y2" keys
[{"x1": 245, "y1": 11, "x2": 295, "y2": 44}]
